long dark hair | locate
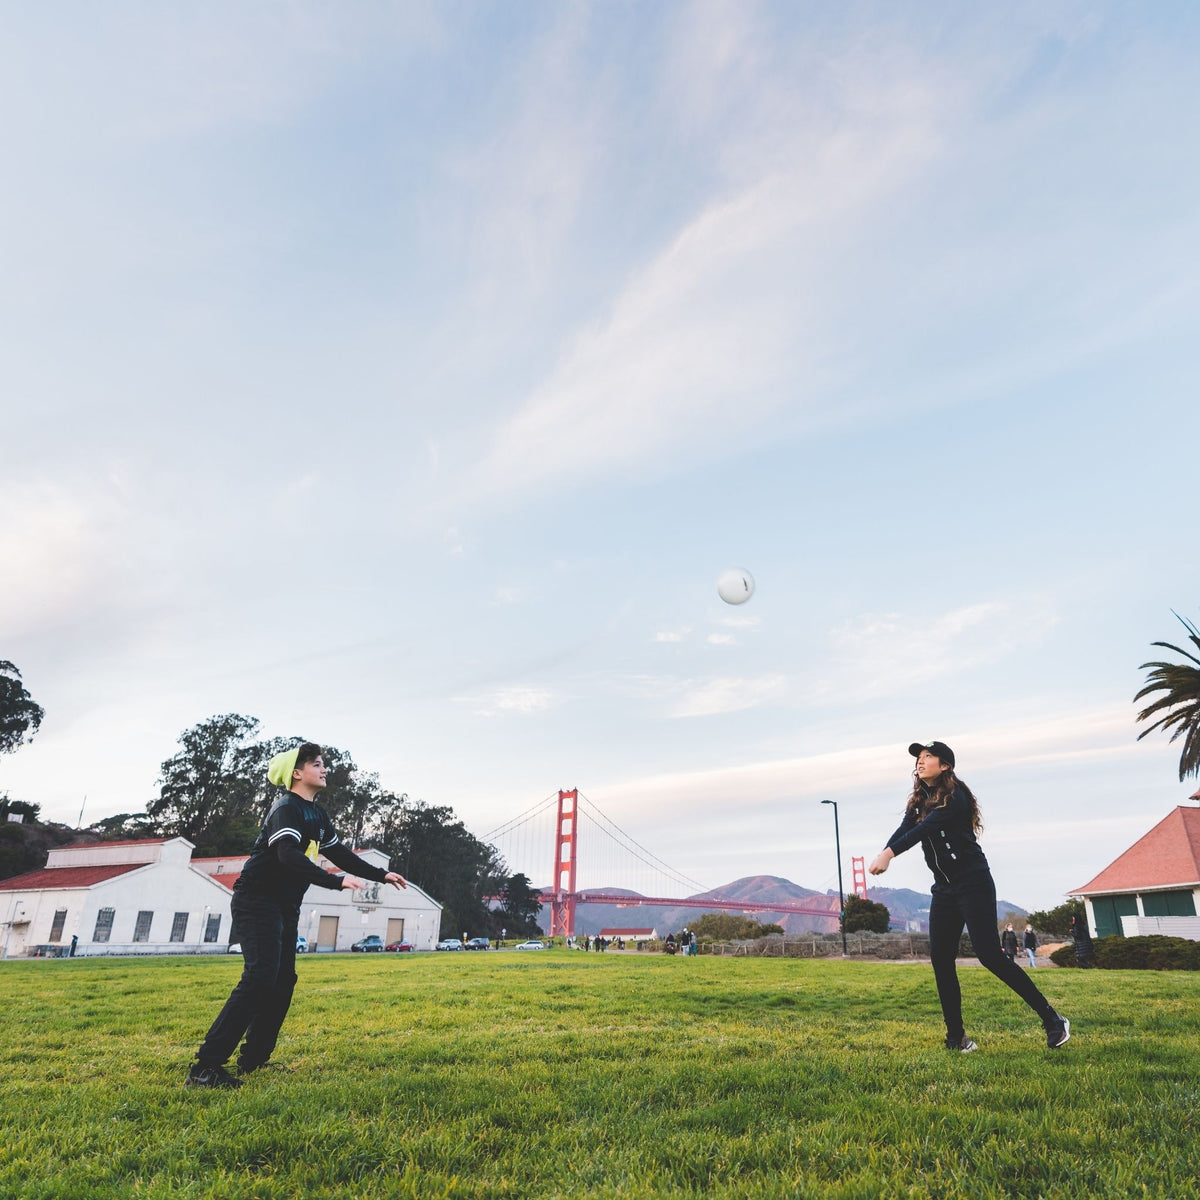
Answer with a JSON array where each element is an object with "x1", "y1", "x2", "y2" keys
[{"x1": 906, "y1": 767, "x2": 983, "y2": 834}]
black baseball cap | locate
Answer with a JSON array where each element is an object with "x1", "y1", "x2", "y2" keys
[{"x1": 909, "y1": 740, "x2": 955, "y2": 769}]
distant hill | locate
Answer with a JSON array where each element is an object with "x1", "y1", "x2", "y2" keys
[{"x1": 541, "y1": 876, "x2": 1028, "y2": 936}]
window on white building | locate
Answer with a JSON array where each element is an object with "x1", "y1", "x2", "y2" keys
[
  {"x1": 133, "y1": 911, "x2": 154, "y2": 942},
  {"x1": 169, "y1": 912, "x2": 189, "y2": 942},
  {"x1": 94, "y1": 908, "x2": 115, "y2": 942},
  {"x1": 203, "y1": 914, "x2": 221, "y2": 943},
  {"x1": 49, "y1": 910, "x2": 67, "y2": 942}
]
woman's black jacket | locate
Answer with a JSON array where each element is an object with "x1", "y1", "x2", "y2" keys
[{"x1": 885, "y1": 781, "x2": 990, "y2": 891}]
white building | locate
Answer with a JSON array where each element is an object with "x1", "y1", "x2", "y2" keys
[{"x1": 0, "y1": 837, "x2": 442, "y2": 957}]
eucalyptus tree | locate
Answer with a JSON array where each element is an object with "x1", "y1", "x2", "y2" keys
[{"x1": 0, "y1": 660, "x2": 44, "y2": 756}]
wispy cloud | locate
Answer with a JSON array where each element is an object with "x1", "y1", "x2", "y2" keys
[
  {"x1": 672, "y1": 674, "x2": 787, "y2": 718},
  {"x1": 720, "y1": 614, "x2": 762, "y2": 630},
  {"x1": 456, "y1": 686, "x2": 556, "y2": 718},
  {"x1": 594, "y1": 704, "x2": 1142, "y2": 817},
  {"x1": 815, "y1": 599, "x2": 1060, "y2": 701},
  {"x1": 0, "y1": 482, "x2": 127, "y2": 639},
  {"x1": 461, "y1": 55, "x2": 945, "y2": 504}
]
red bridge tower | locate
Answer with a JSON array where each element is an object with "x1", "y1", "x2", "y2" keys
[{"x1": 549, "y1": 788, "x2": 579, "y2": 938}]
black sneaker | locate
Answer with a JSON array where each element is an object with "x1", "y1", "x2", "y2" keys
[
  {"x1": 945, "y1": 1035, "x2": 978, "y2": 1053},
  {"x1": 1045, "y1": 1014, "x2": 1071, "y2": 1049},
  {"x1": 186, "y1": 1063, "x2": 243, "y2": 1089}
]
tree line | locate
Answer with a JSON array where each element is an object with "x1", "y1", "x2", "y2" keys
[{"x1": 1, "y1": 706, "x2": 543, "y2": 940}]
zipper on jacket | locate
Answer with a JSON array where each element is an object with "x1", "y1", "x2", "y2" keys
[{"x1": 928, "y1": 838, "x2": 950, "y2": 883}]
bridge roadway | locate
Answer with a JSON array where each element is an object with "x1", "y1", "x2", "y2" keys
[{"x1": 538, "y1": 890, "x2": 837, "y2": 918}]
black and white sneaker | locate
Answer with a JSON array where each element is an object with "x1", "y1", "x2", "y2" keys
[
  {"x1": 945, "y1": 1035, "x2": 978, "y2": 1053},
  {"x1": 186, "y1": 1063, "x2": 243, "y2": 1089},
  {"x1": 1045, "y1": 1015, "x2": 1071, "y2": 1049}
]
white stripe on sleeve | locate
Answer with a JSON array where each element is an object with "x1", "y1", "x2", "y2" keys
[{"x1": 268, "y1": 828, "x2": 302, "y2": 845}]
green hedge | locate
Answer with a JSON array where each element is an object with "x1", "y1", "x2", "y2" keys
[{"x1": 1050, "y1": 935, "x2": 1200, "y2": 970}]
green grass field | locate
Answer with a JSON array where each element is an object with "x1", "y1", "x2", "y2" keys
[{"x1": 2, "y1": 950, "x2": 1197, "y2": 1199}]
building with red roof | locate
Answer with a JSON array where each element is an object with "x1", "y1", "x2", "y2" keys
[
  {"x1": 0, "y1": 836, "x2": 443, "y2": 958},
  {"x1": 1069, "y1": 802, "x2": 1200, "y2": 940}
]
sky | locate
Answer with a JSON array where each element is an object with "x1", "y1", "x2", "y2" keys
[{"x1": 3, "y1": 2, "x2": 1199, "y2": 912}]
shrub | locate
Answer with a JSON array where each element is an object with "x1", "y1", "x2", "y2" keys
[
  {"x1": 1025, "y1": 899, "x2": 1085, "y2": 939},
  {"x1": 844, "y1": 894, "x2": 890, "y2": 933},
  {"x1": 1050, "y1": 936, "x2": 1200, "y2": 970}
]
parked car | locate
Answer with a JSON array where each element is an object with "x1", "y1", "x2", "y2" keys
[
  {"x1": 296, "y1": 936, "x2": 309, "y2": 954},
  {"x1": 465, "y1": 937, "x2": 491, "y2": 951},
  {"x1": 385, "y1": 940, "x2": 414, "y2": 952},
  {"x1": 515, "y1": 939, "x2": 546, "y2": 951},
  {"x1": 435, "y1": 938, "x2": 463, "y2": 951},
  {"x1": 351, "y1": 935, "x2": 384, "y2": 952}
]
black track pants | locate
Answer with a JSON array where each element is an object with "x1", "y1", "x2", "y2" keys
[
  {"x1": 196, "y1": 891, "x2": 299, "y2": 1069},
  {"x1": 928, "y1": 873, "x2": 1055, "y2": 1041}
]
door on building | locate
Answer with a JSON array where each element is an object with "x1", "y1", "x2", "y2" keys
[
  {"x1": 385, "y1": 918, "x2": 405, "y2": 946},
  {"x1": 316, "y1": 915, "x2": 340, "y2": 952},
  {"x1": 1091, "y1": 894, "x2": 1138, "y2": 938}
]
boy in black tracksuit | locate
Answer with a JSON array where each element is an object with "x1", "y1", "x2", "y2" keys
[
  {"x1": 870, "y1": 740, "x2": 1070, "y2": 1053},
  {"x1": 187, "y1": 742, "x2": 407, "y2": 1088}
]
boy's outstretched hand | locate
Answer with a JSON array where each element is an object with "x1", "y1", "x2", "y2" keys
[{"x1": 384, "y1": 872, "x2": 408, "y2": 889}]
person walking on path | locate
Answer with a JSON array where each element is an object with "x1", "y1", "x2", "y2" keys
[
  {"x1": 1002, "y1": 923, "x2": 1019, "y2": 962},
  {"x1": 186, "y1": 742, "x2": 408, "y2": 1089},
  {"x1": 1023, "y1": 926, "x2": 1038, "y2": 968},
  {"x1": 869, "y1": 741, "x2": 1070, "y2": 1054},
  {"x1": 1070, "y1": 913, "x2": 1095, "y2": 968}
]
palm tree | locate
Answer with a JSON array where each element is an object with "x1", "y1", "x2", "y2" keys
[{"x1": 1135, "y1": 612, "x2": 1200, "y2": 781}]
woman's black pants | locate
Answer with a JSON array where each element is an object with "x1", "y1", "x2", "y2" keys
[
  {"x1": 196, "y1": 891, "x2": 299, "y2": 1070},
  {"x1": 929, "y1": 873, "x2": 1054, "y2": 1040}
]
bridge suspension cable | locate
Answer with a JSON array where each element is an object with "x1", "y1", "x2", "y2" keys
[
  {"x1": 481, "y1": 792, "x2": 560, "y2": 844},
  {"x1": 576, "y1": 792, "x2": 710, "y2": 896}
]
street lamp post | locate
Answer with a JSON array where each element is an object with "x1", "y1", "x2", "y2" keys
[{"x1": 821, "y1": 800, "x2": 848, "y2": 956}]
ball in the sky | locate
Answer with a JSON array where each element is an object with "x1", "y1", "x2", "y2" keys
[{"x1": 717, "y1": 568, "x2": 755, "y2": 605}]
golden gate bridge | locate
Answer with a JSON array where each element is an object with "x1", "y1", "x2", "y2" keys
[{"x1": 483, "y1": 789, "x2": 868, "y2": 937}]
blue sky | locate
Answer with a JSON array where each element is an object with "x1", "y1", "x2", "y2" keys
[{"x1": 2, "y1": 3, "x2": 1198, "y2": 911}]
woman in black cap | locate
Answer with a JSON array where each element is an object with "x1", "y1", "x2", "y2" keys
[{"x1": 869, "y1": 741, "x2": 1070, "y2": 1053}]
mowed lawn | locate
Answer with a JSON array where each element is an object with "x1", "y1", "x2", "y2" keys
[{"x1": 2, "y1": 951, "x2": 1198, "y2": 1199}]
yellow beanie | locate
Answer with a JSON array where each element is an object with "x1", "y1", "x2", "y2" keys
[{"x1": 267, "y1": 747, "x2": 301, "y2": 790}]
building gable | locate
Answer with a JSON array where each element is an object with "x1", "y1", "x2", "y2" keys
[{"x1": 1071, "y1": 806, "x2": 1200, "y2": 895}]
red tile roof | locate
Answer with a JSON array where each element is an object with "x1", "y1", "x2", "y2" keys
[
  {"x1": 0, "y1": 864, "x2": 144, "y2": 891},
  {"x1": 192, "y1": 856, "x2": 249, "y2": 863},
  {"x1": 1071, "y1": 806, "x2": 1200, "y2": 895},
  {"x1": 210, "y1": 874, "x2": 241, "y2": 891},
  {"x1": 64, "y1": 839, "x2": 170, "y2": 849}
]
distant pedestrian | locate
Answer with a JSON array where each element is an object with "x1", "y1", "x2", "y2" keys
[
  {"x1": 1070, "y1": 914, "x2": 1095, "y2": 968},
  {"x1": 186, "y1": 742, "x2": 408, "y2": 1089},
  {"x1": 869, "y1": 740, "x2": 1070, "y2": 1053},
  {"x1": 1002, "y1": 923, "x2": 1018, "y2": 962},
  {"x1": 1023, "y1": 927, "x2": 1038, "y2": 968}
]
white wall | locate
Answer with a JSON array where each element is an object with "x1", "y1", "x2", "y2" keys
[
  {"x1": 299, "y1": 851, "x2": 443, "y2": 951},
  {"x1": 1121, "y1": 915, "x2": 1200, "y2": 940},
  {"x1": 75, "y1": 861, "x2": 235, "y2": 955}
]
